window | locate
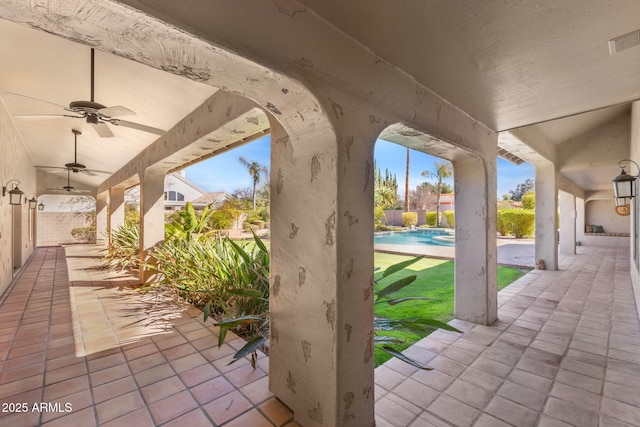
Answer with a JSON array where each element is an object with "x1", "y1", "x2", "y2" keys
[{"x1": 164, "y1": 191, "x2": 185, "y2": 202}]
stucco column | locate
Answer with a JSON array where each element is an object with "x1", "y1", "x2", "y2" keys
[
  {"x1": 95, "y1": 191, "x2": 108, "y2": 245},
  {"x1": 108, "y1": 186, "x2": 125, "y2": 246},
  {"x1": 269, "y1": 120, "x2": 375, "y2": 426},
  {"x1": 452, "y1": 153, "x2": 498, "y2": 325},
  {"x1": 559, "y1": 191, "x2": 576, "y2": 254},
  {"x1": 535, "y1": 164, "x2": 558, "y2": 270},
  {"x1": 576, "y1": 197, "x2": 585, "y2": 245},
  {"x1": 139, "y1": 169, "x2": 165, "y2": 283}
]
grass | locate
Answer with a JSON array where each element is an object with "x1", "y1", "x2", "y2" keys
[{"x1": 374, "y1": 252, "x2": 527, "y2": 366}]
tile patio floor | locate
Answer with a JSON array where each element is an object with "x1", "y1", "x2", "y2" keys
[{"x1": 0, "y1": 244, "x2": 638, "y2": 426}]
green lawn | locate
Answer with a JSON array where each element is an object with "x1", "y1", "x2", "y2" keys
[{"x1": 374, "y1": 252, "x2": 526, "y2": 366}]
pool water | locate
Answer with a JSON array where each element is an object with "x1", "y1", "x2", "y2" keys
[{"x1": 374, "y1": 229, "x2": 455, "y2": 246}]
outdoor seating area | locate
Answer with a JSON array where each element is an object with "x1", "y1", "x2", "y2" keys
[{"x1": 0, "y1": 244, "x2": 637, "y2": 426}]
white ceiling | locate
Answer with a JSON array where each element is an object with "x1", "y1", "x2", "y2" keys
[
  {"x1": 0, "y1": 18, "x2": 217, "y2": 189},
  {"x1": 305, "y1": 0, "x2": 640, "y2": 132}
]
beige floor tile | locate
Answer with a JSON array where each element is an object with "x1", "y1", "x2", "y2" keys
[
  {"x1": 543, "y1": 396, "x2": 599, "y2": 427},
  {"x1": 376, "y1": 396, "x2": 420, "y2": 427},
  {"x1": 427, "y1": 394, "x2": 478, "y2": 427},
  {"x1": 148, "y1": 390, "x2": 198, "y2": 425},
  {"x1": 203, "y1": 390, "x2": 253, "y2": 425},
  {"x1": 259, "y1": 397, "x2": 294, "y2": 425}
]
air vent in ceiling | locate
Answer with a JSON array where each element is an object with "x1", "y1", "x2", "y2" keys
[
  {"x1": 609, "y1": 29, "x2": 640, "y2": 55},
  {"x1": 497, "y1": 147, "x2": 525, "y2": 165}
]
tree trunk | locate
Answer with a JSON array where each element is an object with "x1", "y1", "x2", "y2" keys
[
  {"x1": 404, "y1": 148, "x2": 410, "y2": 212},
  {"x1": 436, "y1": 181, "x2": 441, "y2": 227}
]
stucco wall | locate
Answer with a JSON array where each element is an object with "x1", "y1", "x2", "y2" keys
[
  {"x1": 585, "y1": 199, "x2": 629, "y2": 234},
  {"x1": 629, "y1": 101, "x2": 640, "y2": 320},
  {"x1": 36, "y1": 212, "x2": 93, "y2": 246},
  {"x1": 0, "y1": 99, "x2": 37, "y2": 296}
]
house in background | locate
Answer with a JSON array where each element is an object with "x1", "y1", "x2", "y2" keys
[{"x1": 163, "y1": 170, "x2": 202, "y2": 211}]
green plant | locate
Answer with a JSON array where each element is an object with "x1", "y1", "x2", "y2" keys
[
  {"x1": 498, "y1": 209, "x2": 535, "y2": 238},
  {"x1": 165, "y1": 202, "x2": 214, "y2": 241},
  {"x1": 443, "y1": 210, "x2": 455, "y2": 228},
  {"x1": 103, "y1": 222, "x2": 140, "y2": 271},
  {"x1": 374, "y1": 256, "x2": 460, "y2": 369},
  {"x1": 71, "y1": 226, "x2": 96, "y2": 243},
  {"x1": 205, "y1": 232, "x2": 270, "y2": 368},
  {"x1": 402, "y1": 212, "x2": 418, "y2": 227},
  {"x1": 425, "y1": 211, "x2": 441, "y2": 227},
  {"x1": 521, "y1": 191, "x2": 535, "y2": 210},
  {"x1": 210, "y1": 209, "x2": 235, "y2": 230}
]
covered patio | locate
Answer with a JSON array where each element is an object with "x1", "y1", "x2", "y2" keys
[
  {"x1": 0, "y1": 244, "x2": 636, "y2": 426},
  {"x1": 2, "y1": 2, "x2": 640, "y2": 425}
]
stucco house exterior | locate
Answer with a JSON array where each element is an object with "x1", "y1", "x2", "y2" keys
[{"x1": 1, "y1": 2, "x2": 640, "y2": 426}]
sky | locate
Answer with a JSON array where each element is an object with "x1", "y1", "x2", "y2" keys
[{"x1": 184, "y1": 135, "x2": 535, "y2": 199}]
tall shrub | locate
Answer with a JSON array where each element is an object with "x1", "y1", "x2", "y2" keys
[
  {"x1": 425, "y1": 212, "x2": 441, "y2": 227},
  {"x1": 443, "y1": 210, "x2": 455, "y2": 228},
  {"x1": 402, "y1": 212, "x2": 418, "y2": 227},
  {"x1": 498, "y1": 209, "x2": 535, "y2": 238},
  {"x1": 521, "y1": 192, "x2": 535, "y2": 210}
]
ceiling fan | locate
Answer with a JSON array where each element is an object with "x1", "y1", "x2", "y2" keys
[
  {"x1": 11, "y1": 48, "x2": 166, "y2": 138},
  {"x1": 45, "y1": 169, "x2": 91, "y2": 194},
  {"x1": 36, "y1": 129, "x2": 112, "y2": 177}
]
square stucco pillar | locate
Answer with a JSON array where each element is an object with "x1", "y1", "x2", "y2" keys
[
  {"x1": 535, "y1": 165, "x2": 558, "y2": 270},
  {"x1": 452, "y1": 154, "x2": 498, "y2": 325},
  {"x1": 576, "y1": 197, "x2": 585, "y2": 244},
  {"x1": 108, "y1": 186, "x2": 125, "y2": 246},
  {"x1": 559, "y1": 191, "x2": 576, "y2": 255},
  {"x1": 139, "y1": 169, "x2": 166, "y2": 283},
  {"x1": 96, "y1": 191, "x2": 108, "y2": 245},
  {"x1": 269, "y1": 121, "x2": 375, "y2": 426}
]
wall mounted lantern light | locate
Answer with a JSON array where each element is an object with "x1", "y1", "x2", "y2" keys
[
  {"x1": 612, "y1": 159, "x2": 640, "y2": 200},
  {"x1": 37, "y1": 201, "x2": 45, "y2": 211},
  {"x1": 25, "y1": 194, "x2": 38, "y2": 210},
  {"x1": 2, "y1": 179, "x2": 24, "y2": 205}
]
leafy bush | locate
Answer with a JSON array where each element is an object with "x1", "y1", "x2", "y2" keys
[
  {"x1": 210, "y1": 209, "x2": 235, "y2": 230},
  {"x1": 425, "y1": 212, "x2": 441, "y2": 227},
  {"x1": 103, "y1": 222, "x2": 140, "y2": 271},
  {"x1": 402, "y1": 212, "x2": 418, "y2": 227},
  {"x1": 498, "y1": 209, "x2": 535, "y2": 238},
  {"x1": 443, "y1": 210, "x2": 455, "y2": 228},
  {"x1": 521, "y1": 192, "x2": 535, "y2": 210},
  {"x1": 71, "y1": 227, "x2": 96, "y2": 243},
  {"x1": 374, "y1": 206, "x2": 386, "y2": 224}
]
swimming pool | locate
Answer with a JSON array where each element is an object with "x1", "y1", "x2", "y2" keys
[{"x1": 374, "y1": 229, "x2": 455, "y2": 246}]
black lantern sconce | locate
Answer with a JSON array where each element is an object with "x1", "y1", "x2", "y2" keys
[
  {"x1": 2, "y1": 179, "x2": 24, "y2": 205},
  {"x1": 25, "y1": 194, "x2": 38, "y2": 210},
  {"x1": 613, "y1": 159, "x2": 640, "y2": 199},
  {"x1": 37, "y1": 201, "x2": 45, "y2": 211}
]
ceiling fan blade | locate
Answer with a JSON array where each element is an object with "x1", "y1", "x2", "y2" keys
[
  {"x1": 98, "y1": 105, "x2": 135, "y2": 118},
  {"x1": 84, "y1": 168, "x2": 113, "y2": 175},
  {"x1": 14, "y1": 114, "x2": 83, "y2": 120},
  {"x1": 1, "y1": 92, "x2": 68, "y2": 110},
  {"x1": 93, "y1": 121, "x2": 114, "y2": 138},
  {"x1": 108, "y1": 118, "x2": 166, "y2": 135},
  {"x1": 36, "y1": 166, "x2": 67, "y2": 170}
]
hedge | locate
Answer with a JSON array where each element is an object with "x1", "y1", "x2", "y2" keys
[
  {"x1": 443, "y1": 210, "x2": 455, "y2": 228},
  {"x1": 402, "y1": 212, "x2": 418, "y2": 227},
  {"x1": 498, "y1": 209, "x2": 535, "y2": 238},
  {"x1": 425, "y1": 212, "x2": 442, "y2": 227}
]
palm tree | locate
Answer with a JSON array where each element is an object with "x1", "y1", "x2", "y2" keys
[
  {"x1": 421, "y1": 161, "x2": 453, "y2": 227},
  {"x1": 239, "y1": 157, "x2": 268, "y2": 210},
  {"x1": 404, "y1": 148, "x2": 410, "y2": 212}
]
